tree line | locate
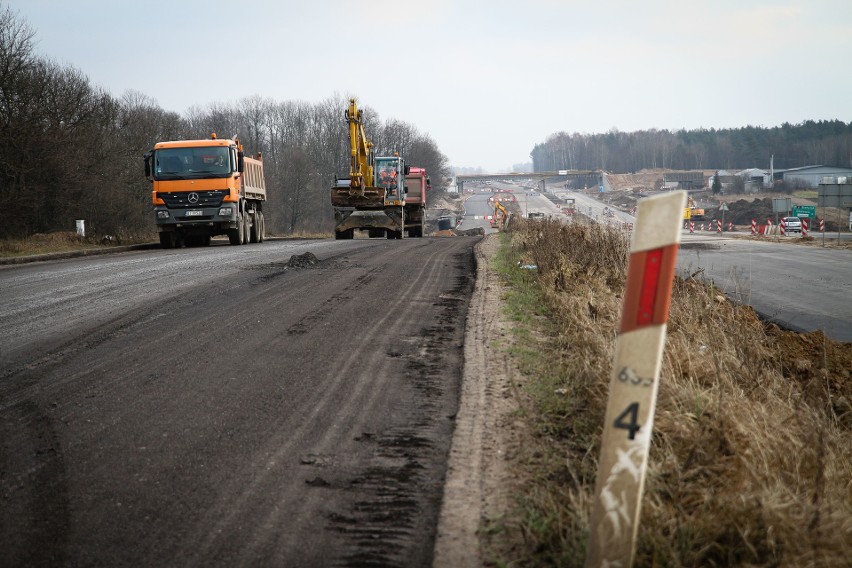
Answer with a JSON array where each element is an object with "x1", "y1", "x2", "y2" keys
[
  {"x1": 531, "y1": 121, "x2": 852, "y2": 174},
  {"x1": 0, "y1": 5, "x2": 449, "y2": 240}
]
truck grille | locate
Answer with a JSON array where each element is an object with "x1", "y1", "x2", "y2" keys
[{"x1": 159, "y1": 190, "x2": 228, "y2": 208}]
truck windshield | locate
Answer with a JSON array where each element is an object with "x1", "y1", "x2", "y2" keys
[{"x1": 154, "y1": 146, "x2": 231, "y2": 179}]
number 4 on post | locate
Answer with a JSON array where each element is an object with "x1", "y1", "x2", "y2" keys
[{"x1": 613, "y1": 402, "x2": 641, "y2": 440}]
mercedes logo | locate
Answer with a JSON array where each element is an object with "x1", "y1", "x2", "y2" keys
[{"x1": 187, "y1": 192, "x2": 199, "y2": 204}]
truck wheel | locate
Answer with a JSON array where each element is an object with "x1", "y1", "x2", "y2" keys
[
  {"x1": 257, "y1": 212, "x2": 265, "y2": 242},
  {"x1": 228, "y1": 213, "x2": 245, "y2": 245},
  {"x1": 242, "y1": 211, "x2": 250, "y2": 244},
  {"x1": 249, "y1": 211, "x2": 260, "y2": 243},
  {"x1": 159, "y1": 232, "x2": 176, "y2": 249}
]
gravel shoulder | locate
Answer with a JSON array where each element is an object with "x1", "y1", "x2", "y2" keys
[{"x1": 433, "y1": 233, "x2": 521, "y2": 566}]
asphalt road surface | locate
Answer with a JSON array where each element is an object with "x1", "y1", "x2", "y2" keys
[
  {"x1": 677, "y1": 234, "x2": 852, "y2": 342},
  {"x1": 457, "y1": 189, "x2": 498, "y2": 234},
  {"x1": 0, "y1": 236, "x2": 478, "y2": 567}
]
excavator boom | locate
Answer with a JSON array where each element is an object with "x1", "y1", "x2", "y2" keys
[
  {"x1": 346, "y1": 98, "x2": 373, "y2": 192},
  {"x1": 331, "y1": 98, "x2": 384, "y2": 209}
]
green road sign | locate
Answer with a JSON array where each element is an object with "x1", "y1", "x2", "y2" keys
[{"x1": 792, "y1": 205, "x2": 816, "y2": 218}]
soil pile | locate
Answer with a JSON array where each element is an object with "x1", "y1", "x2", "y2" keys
[{"x1": 286, "y1": 252, "x2": 319, "y2": 268}]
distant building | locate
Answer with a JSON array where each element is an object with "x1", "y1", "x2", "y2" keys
[
  {"x1": 663, "y1": 171, "x2": 705, "y2": 189},
  {"x1": 777, "y1": 165, "x2": 852, "y2": 188},
  {"x1": 739, "y1": 168, "x2": 771, "y2": 186},
  {"x1": 738, "y1": 168, "x2": 771, "y2": 193}
]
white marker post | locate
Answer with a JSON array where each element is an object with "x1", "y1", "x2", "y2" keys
[{"x1": 585, "y1": 191, "x2": 686, "y2": 568}]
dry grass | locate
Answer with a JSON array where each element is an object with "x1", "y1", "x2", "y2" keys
[
  {"x1": 488, "y1": 217, "x2": 852, "y2": 567},
  {"x1": 0, "y1": 231, "x2": 146, "y2": 257}
]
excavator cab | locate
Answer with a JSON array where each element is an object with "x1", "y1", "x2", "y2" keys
[{"x1": 375, "y1": 156, "x2": 405, "y2": 204}]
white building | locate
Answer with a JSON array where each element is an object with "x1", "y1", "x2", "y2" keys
[
  {"x1": 738, "y1": 168, "x2": 772, "y2": 187},
  {"x1": 779, "y1": 165, "x2": 852, "y2": 188}
]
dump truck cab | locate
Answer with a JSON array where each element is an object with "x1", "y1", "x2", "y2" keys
[{"x1": 144, "y1": 135, "x2": 266, "y2": 248}]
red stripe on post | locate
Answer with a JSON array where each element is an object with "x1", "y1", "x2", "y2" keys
[
  {"x1": 620, "y1": 244, "x2": 679, "y2": 334},
  {"x1": 637, "y1": 249, "x2": 662, "y2": 325}
]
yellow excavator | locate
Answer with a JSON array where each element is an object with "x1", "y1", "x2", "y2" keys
[
  {"x1": 491, "y1": 199, "x2": 509, "y2": 229},
  {"x1": 330, "y1": 98, "x2": 407, "y2": 239},
  {"x1": 683, "y1": 196, "x2": 705, "y2": 221}
]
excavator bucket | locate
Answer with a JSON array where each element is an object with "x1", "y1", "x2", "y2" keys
[{"x1": 330, "y1": 181, "x2": 385, "y2": 209}]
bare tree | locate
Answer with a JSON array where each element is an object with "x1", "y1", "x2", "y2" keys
[
  {"x1": 0, "y1": 7, "x2": 453, "y2": 239},
  {"x1": 238, "y1": 95, "x2": 273, "y2": 157}
]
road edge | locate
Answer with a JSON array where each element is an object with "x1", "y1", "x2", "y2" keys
[{"x1": 432, "y1": 233, "x2": 514, "y2": 567}]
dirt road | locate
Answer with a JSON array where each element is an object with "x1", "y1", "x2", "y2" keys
[{"x1": 0, "y1": 237, "x2": 478, "y2": 567}]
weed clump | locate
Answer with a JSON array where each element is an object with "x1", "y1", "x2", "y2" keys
[{"x1": 490, "y1": 217, "x2": 852, "y2": 567}]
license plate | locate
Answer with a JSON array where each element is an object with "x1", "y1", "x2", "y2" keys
[{"x1": 186, "y1": 210, "x2": 203, "y2": 216}]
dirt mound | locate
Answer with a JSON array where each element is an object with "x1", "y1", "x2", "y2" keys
[
  {"x1": 604, "y1": 169, "x2": 716, "y2": 192},
  {"x1": 723, "y1": 198, "x2": 774, "y2": 224},
  {"x1": 286, "y1": 252, "x2": 319, "y2": 268},
  {"x1": 429, "y1": 195, "x2": 463, "y2": 212},
  {"x1": 768, "y1": 327, "x2": 852, "y2": 424},
  {"x1": 605, "y1": 169, "x2": 666, "y2": 192},
  {"x1": 453, "y1": 227, "x2": 485, "y2": 237},
  {"x1": 428, "y1": 227, "x2": 485, "y2": 238}
]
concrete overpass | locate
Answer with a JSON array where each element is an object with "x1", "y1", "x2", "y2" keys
[{"x1": 455, "y1": 170, "x2": 600, "y2": 193}]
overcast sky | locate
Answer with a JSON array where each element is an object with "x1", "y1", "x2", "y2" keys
[{"x1": 7, "y1": 0, "x2": 852, "y2": 172}]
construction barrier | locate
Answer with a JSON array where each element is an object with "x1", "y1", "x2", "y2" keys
[
  {"x1": 780, "y1": 217, "x2": 787, "y2": 236},
  {"x1": 716, "y1": 220, "x2": 722, "y2": 233},
  {"x1": 820, "y1": 218, "x2": 825, "y2": 232},
  {"x1": 728, "y1": 222, "x2": 734, "y2": 232},
  {"x1": 802, "y1": 218, "x2": 808, "y2": 238},
  {"x1": 689, "y1": 221, "x2": 694, "y2": 234},
  {"x1": 751, "y1": 219, "x2": 757, "y2": 235}
]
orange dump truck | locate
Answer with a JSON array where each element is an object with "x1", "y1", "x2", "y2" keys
[{"x1": 144, "y1": 134, "x2": 266, "y2": 248}]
